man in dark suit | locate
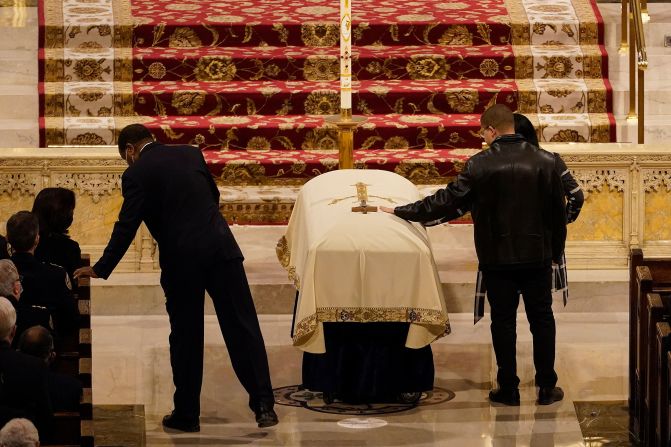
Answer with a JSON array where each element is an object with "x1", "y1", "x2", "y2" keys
[
  {"x1": 0, "y1": 298, "x2": 53, "y2": 437},
  {"x1": 6, "y1": 212, "x2": 77, "y2": 339},
  {"x1": 381, "y1": 104, "x2": 567, "y2": 406},
  {"x1": 18, "y1": 325, "x2": 82, "y2": 412},
  {"x1": 74, "y1": 124, "x2": 277, "y2": 431},
  {"x1": 0, "y1": 236, "x2": 8, "y2": 260}
]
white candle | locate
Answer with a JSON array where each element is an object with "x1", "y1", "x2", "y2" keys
[{"x1": 340, "y1": 0, "x2": 352, "y2": 110}]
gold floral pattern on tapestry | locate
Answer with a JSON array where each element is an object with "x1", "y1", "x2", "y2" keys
[
  {"x1": 394, "y1": 162, "x2": 441, "y2": 183},
  {"x1": 148, "y1": 62, "x2": 167, "y2": 80},
  {"x1": 446, "y1": 89, "x2": 478, "y2": 113},
  {"x1": 537, "y1": 56, "x2": 573, "y2": 79},
  {"x1": 73, "y1": 59, "x2": 107, "y2": 82},
  {"x1": 168, "y1": 27, "x2": 202, "y2": 48},
  {"x1": 550, "y1": 129, "x2": 587, "y2": 142},
  {"x1": 75, "y1": 87, "x2": 106, "y2": 102},
  {"x1": 171, "y1": 91, "x2": 206, "y2": 115},
  {"x1": 304, "y1": 90, "x2": 339, "y2": 115},
  {"x1": 438, "y1": 25, "x2": 473, "y2": 45},
  {"x1": 479, "y1": 59, "x2": 499, "y2": 77},
  {"x1": 384, "y1": 136, "x2": 409, "y2": 150},
  {"x1": 302, "y1": 127, "x2": 339, "y2": 151},
  {"x1": 220, "y1": 163, "x2": 266, "y2": 184},
  {"x1": 406, "y1": 56, "x2": 449, "y2": 80},
  {"x1": 246, "y1": 136, "x2": 272, "y2": 151},
  {"x1": 194, "y1": 57, "x2": 237, "y2": 81},
  {"x1": 303, "y1": 56, "x2": 339, "y2": 81},
  {"x1": 70, "y1": 132, "x2": 106, "y2": 145},
  {"x1": 301, "y1": 23, "x2": 339, "y2": 47}
]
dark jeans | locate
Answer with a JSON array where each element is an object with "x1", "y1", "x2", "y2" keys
[
  {"x1": 161, "y1": 258, "x2": 274, "y2": 420},
  {"x1": 482, "y1": 266, "x2": 558, "y2": 390}
]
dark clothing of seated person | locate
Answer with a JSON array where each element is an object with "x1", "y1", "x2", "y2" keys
[
  {"x1": 32, "y1": 188, "x2": 82, "y2": 282},
  {"x1": 0, "y1": 298, "x2": 53, "y2": 438},
  {"x1": 0, "y1": 259, "x2": 52, "y2": 346},
  {"x1": 6, "y1": 212, "x2": 78, "y2": 338},
  {"x1": 19, "y1": 326, "x2": 82, "y2": 412},
  {"x1": 0, "y1": 235, "x2": 8, "y2": 260}
]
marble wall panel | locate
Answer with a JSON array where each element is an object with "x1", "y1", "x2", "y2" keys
[{"x1": 568, "y1": 188, "x2": 624, "y2": 241}]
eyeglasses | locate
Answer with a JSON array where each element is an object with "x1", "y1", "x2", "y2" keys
[{"x1": 479, "y1": 126, "x2": 492, "y2": 138}]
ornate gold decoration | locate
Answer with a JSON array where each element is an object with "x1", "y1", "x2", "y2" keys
[
  {"x1": 301, "y1": 23, "x2": 339, "y2": 47},
  {"x1": 572, "y1": 170, "x2": 626, "y2": 193},
  {"x1": 384, "y1": 136, "x2": 409, "y2": 150},
  {"x1": 171, "y1": 90, "x2": 206, "y2": 115},
  {"x1": 168, "y1": 27, "x2": 202, "y2": 48},
  {"x1": 537, "y1": 56, "x2": 574, "y2": 79},
  {"x1": 549, "y1": 129, "x2": 587, "y2": 143},
  {"x1": 479, "y1": 59, "x2": 500, "y2": 77},
  {"x1": 446, "y1": 89, "x2": 479, "y2": 113},
  {"x1": 406, "y1": 56, "x2": 449, "y2": 80},
  {"x1": 302, "y1": 127, "x2": 339, "y2": 151},
  {"x1": 303, "y1": 55, "x2": 339, "y2": 81},
  {"x1": 438, "y1": 25, "x2": 473, "y2": 45},
  {"x1": 304, "y1": 90, "x2": 340, "y2": 115},
  {"x1": 51, "y1": 173, "x2": 122, "y2": 203},
  {"x1": 245, "y1": 136, "x2": 272, "y2": 151},
  {"x1": 70, "y1": 133, "x2": 107, "y2": 145},
  {"x1": 643, "y1": 170, "x2": 671, "y2": 192},
  {"x1": 0, "y1": 173, "x2": 39, "y2": 197},
  {"x1": 194, "y1": 57, "x2": 237, "y2": 81}
]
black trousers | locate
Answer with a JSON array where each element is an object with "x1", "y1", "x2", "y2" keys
[
  {"x1": 160, "y1": 257, "x2": 274, "y2": 420},
  {"x1": 482, "y1": 266, "x2": 558, "y2": 390}
]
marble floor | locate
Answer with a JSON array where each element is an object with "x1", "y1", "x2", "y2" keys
[{"x1": 92, "y1": 311, "x2": 629, "y2": 446}]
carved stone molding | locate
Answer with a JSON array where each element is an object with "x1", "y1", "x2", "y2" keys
[
  {"x1": 560, "y1": 154, "x2": 671, "y2": 164},
  {"x1": 0, "y1": 159, "x2": 125, "y2": 169},
  {"x1": 0, "y1": 173, "x2": 40, "y2": 197},
  {"x1": 51, "y1": 173, "x2": 122, "y2": 203},
  {"x1": 571, "y1": 169, "x2": 626, "y2": 193},
  {"x1": 643, "y1": 170, "x2": 671, "y2": 193}
]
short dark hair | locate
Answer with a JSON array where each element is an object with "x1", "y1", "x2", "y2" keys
[
  {"x1": 18, "y1": 325, "x2": 54, "y2": 361},
  {"x1": 480, "y1": 104, "x2": 514, "y2": 131},
  {"x1": 6, "y1": 211, "x2": 39, "y2": 253},
  {"x1": 32, "y1": 187, "x2": 76, "y2": 235},
  {"x1": 118, "y1": 124, "x2": 153, "y2": 156},
  {"x1": 514, "y1": 113, "x2": 540, "y2": 147}
]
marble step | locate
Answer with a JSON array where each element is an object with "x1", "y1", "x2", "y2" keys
[
  {"x1": 600, "y1": 3, "x2": 671, "y2": 50},
  {"x1": 0, "y1": 84, "x2": 37, "y2": 120},
  {"x1": 0, "y1": 118, "x2": 39, "y2": 147},
  {"x1": 0, "y1": 49, "x2": 37, "y2": 85},
  {"x1": 615, "y1": 114, "x2": 671, "y2": 143},
  {"x1": 0, "y1": 6, "x2": 37, "y2": 51}
]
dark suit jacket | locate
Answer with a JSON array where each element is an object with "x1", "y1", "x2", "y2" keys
[
  {"x1": 0, "y1": 235, "x2": 8, "y2": 259},
  {"x1": 93, "y1": 142, "x2": 242, "y2": 279},
  {"x1": 35, "y1": 232, "x2": 82, "y2": 282},
  {"x1": 48, "y1": 371, "x2": 82, "y2": 412},
  {"x1": 11, "y1": 252, "x2": 78, "y2": 335},
  {"x1": 0, "y1": 341, "x2": 53, "y2": 436}
]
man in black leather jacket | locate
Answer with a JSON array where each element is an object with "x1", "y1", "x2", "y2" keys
[{"x1": 381, "y1": 104, "x2": 567, "y2": 406}]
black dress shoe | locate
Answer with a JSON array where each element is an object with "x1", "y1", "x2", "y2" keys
[
  {"x1": 538, "y1": 386, "x2": 564, "y2": 405},
  {"x1": 254, "y1": 402, "x2": 279, "y2": 428},
  {"x1": 488, "y1": 388, "x2": 520, "y2": 406},
  {"x1": 162, "y1": 412, "x2": 200, "y2": 432}
]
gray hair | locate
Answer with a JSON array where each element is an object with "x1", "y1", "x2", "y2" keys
[
  {"x1": 0, "y1": 297, "x2": 16, "y2": 341},
  {"x1": 0, "y1": 260, "x2": 18, "y2": 298},
  {"x1": 0, "y1": 418, "x2": 39, "y2": 447}
]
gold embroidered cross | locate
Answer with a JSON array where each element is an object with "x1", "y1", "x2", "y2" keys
[{"x1": 351, "y1": 182, "x2": 378, "y2": 214}]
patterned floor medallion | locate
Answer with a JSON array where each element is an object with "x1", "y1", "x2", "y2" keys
[{"x1": 273, "y1": 385, "x2": 456, "y2": 415}]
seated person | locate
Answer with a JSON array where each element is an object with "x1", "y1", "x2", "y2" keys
[
  {"x1": 0, "y1": 260, "x2": 51, "y2": 343},
  {"x1": 32, "y1": 188, "x2": 82, "y2": 282},
  {"x1": 0, "y1": 298, "x2": 52, "y2": 437},
  {"x1": 0, "y1": 236, "x2": 8, "y2": 260},
  {"x1": 6, "y1": 212, "x2": 78, "y2": 337},
  {"x1": 18, "y1": 326, "x2": 82, "y2": 412},
  {"x1": 0, "y1": 418, "x2": 40, "y2": 447}
]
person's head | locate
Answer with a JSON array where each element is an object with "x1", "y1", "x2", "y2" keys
[
  {"x1": 6, "y1": 212, "x2": 39, "y2": 254},
  {"x1": 513, "y1": 113, "x2": 540, "y2": 147},
  {"x1": 0, "y1": 297, "x2": 17, "y2": 344},
  {"x1": 18, "y1": 326, "x2": 55, "y2": 365},
  {"x1": 0, "y1": 418, "x2": 40, "y2": 447},
  {"x1": 31, "y1": 188, "x2": 76, "y2": 236},
  {"x1": 0, "y1": 260, "x2": 21, "y2": 300},
  {"x1": 118, "y1": 124, "x2": 154, "y2": 166},
  {"x1": 479, "y1": 104, "x2": 516, "y2": 145}
]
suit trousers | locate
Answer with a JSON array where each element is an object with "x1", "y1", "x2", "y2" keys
[
  {"x1": 482, "y1": 266, "x2": 558, "y2": 390},
  {"x1": 160, "y1": 257, "x2": 274, "y2": 420}
]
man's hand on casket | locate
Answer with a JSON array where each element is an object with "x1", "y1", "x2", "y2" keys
[{"x1": 379, "y1": 206, "x2": 395, "y2": 214}]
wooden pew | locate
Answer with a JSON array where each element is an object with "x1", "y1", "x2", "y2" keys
[
  {"x1": 644, "y1": 296, "x2": 669, "y2": 446},
  {"x1": 44, "y1": 254, "x2": 94, "y2": 447},
  {"x1": 655, "y1": 322, "x2": 671, "y2": 447},
  {"x1": 629, "y1": 248, "x2": 671, "y2": 443}
]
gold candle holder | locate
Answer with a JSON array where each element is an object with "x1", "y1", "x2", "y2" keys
[{"x1": 325, "y1": 109, "x2": 366, "y2": 169}]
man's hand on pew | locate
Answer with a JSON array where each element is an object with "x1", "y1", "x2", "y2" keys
[
  {"x1": 73, "y1": 266, "x2": 99, "y2": 279},
  {"x1": 379, "y1": 206, "x2": 395, "y2": 214}
]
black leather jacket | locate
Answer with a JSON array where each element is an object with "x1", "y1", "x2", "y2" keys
[{"x1": 394, "y1": 134, "x2": 567, "y2": 270}]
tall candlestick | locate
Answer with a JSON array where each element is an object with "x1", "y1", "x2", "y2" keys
[{"x1": 340, "y1": 0, "x2": 352, "y2": 112}]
